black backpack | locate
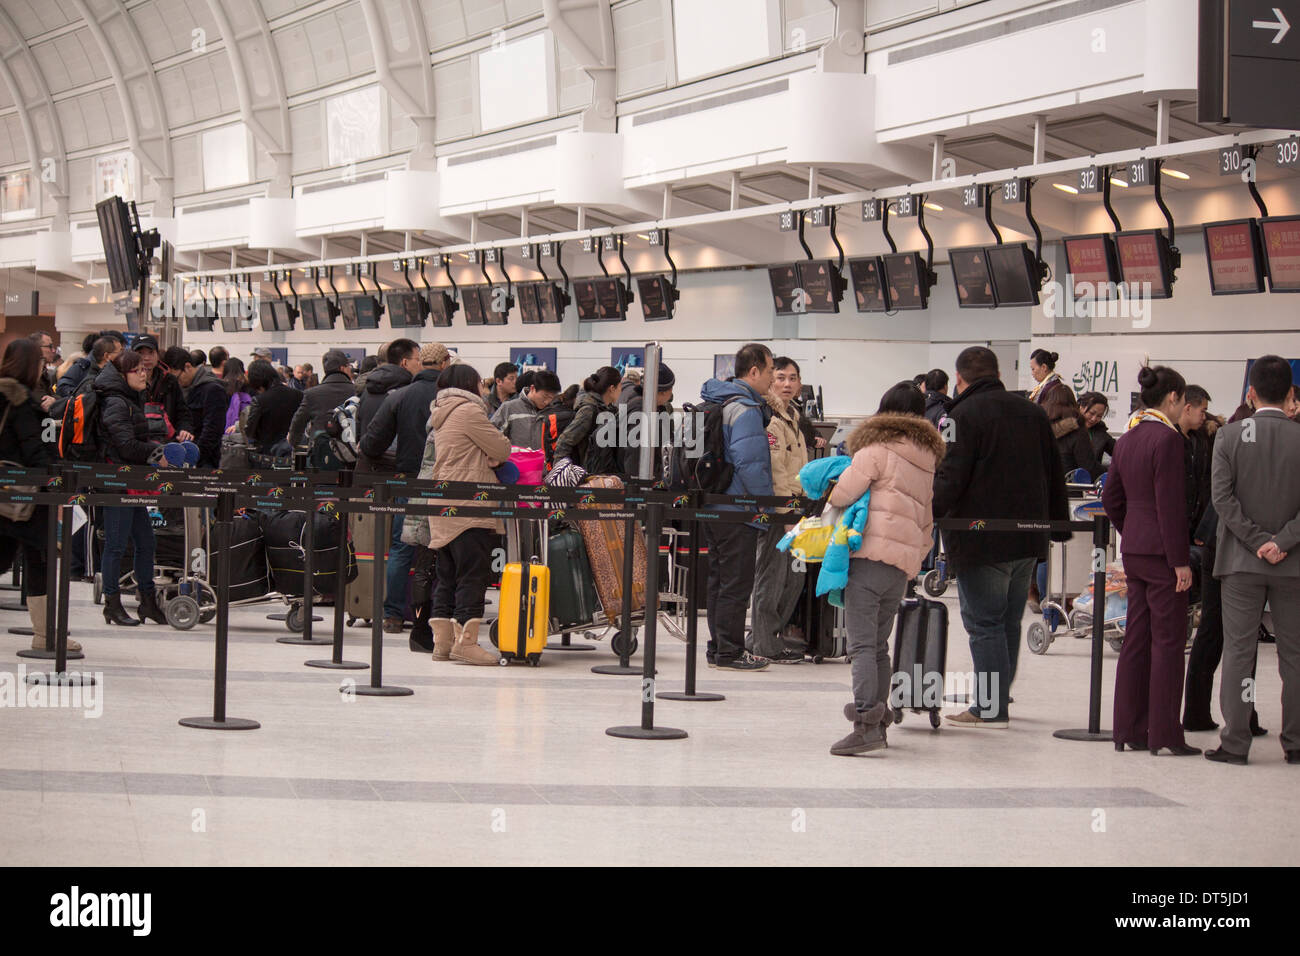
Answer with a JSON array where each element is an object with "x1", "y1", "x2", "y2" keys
[
  {"x1": 668, "y1": 399, "x2": 735, "y2": 493},
  {"x1": 59, "y1": 385, "x2": 103, "y2": 462}
]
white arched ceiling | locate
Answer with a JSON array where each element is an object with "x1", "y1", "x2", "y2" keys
[
  {"x1": 0, "y1": 4, "x2": 72, "y2": 225},
  {"x1": 358, "y1": 0, "x2": 436, "y2": 167},
  {"x1": 542, "y1": 0, "x2": 615, "y2": 133},
  {"x1": 70, "y1": 0, "x2": 175, "y2": 210},
  {"x1": 204, "y1": 0, "x2": 293, "y2": 193}
]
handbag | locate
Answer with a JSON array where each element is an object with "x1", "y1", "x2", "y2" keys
[{"x1": 0, "y1": 403, "x2": 37, "y2": 522}]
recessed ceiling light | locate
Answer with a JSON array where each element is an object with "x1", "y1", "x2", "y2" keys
[
  {"x1": 923, "y1": 202, "x2": 943, "y2": 212},
  {"x1": 1161, "y1": 167, "x2": 1190, "y2": 180},
  {"x1": 1109, "y1": 177, "x2": 1129, "y2": 188},
  {"x1": 1053, "y1": 182, "x2": 1079, "y2": 194}
]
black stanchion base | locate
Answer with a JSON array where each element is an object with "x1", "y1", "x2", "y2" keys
[
  {"x1": 591, "y1": 664, "x2": 646, "y2": 676},
  {"x1": 267, "y1": 612, "x2": 324, "y2": 622},
  {"x1": 656, "y1": 691, "x2": 725, "y2": 702},
  {"x1": 25, "y1": 671, "x2": 96, "y2": 686},
  {"x1": 606, "y1": 724, "x2": 688, "y2": 740},
  {"x1": 9, "y1": 627, "x2": 33, "y2": 636},
  {"x1": 0, "y1": 583, "x2": 19, "y2": 591},
  {"x1": 179, "y1": 716, "x2": 261, "y2": 731},
  {"x1": 275, "y1": 635, "x2": 333, "y2": 646},
  {"x1": 347, "y1": 684, "x2": 414, "y2": 697},
  {"x1": 1052, "y1": 728, "x2": 1113, "y2": 742},
  {"x1": 546, "y1": 642, "x2": 596, "y2": 652},
  {"x1": 1, "y1": 602, "x2": 27, "y2": 612},
  {"x1": 305, "y1": 659, "x2": 368, "y2": 670},
  {"x1": 17, "y1": 647, "x2": 84, "y2": 661}
]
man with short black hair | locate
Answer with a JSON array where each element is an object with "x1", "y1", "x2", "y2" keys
[
  {"x1": 288, "y1": 350, "x2": 355, "y2": 448},
  {"x1": 699, "y1": 342, "x2": 775, "y2": 672},
  {"x1": 923, "y1": 368, "x2": 952, "y2": 428},
  {"x1": 485, "y1": 362, "x2": 517, "y2": 416},
  {"x1": 209, "y1": 346, "x2": 229, "y2": 378},
  {"x1": 356, "y1": 339, "x2": 420, "y2": 452},
  {"x1": 491, "y1": 369, "x2": 563, "y2": 449},
  {"x1": 177, "y1": 352, "x2": 227, "y2": 468},
  {"x1": 28, "y1": 331, "x2": 57, "y2": 410},
  {"x1": 933, "y1": 345, "x2": 1068, "y2": 728},
  {"x1": 1207, "y1": 356, "x2": 1300, "y2": 765}
]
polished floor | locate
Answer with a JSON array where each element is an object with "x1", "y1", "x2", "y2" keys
[{"x1": 1, "y1": 582, "x2": 1295, "y2": 866}]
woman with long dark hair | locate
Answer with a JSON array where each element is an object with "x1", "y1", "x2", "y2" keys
[
  {"x1": 1103, "y1": 365, "x2": 1197, "y2": 755},
  {"x1": 0, "y1": 338, "x2": 70, "y2": 651},
  {"x1": 552, "y1": 366, "x2": 623, "y2": 476},
  {"x1": 95, "y1": 349, "x2": 167, "y2": 626},
  {"x1": 1043, "y1": 386, "x2": 1102, "y2": 481},
  {"x1": 223, "y1": 356, "x2": 252, "y2": 432}
]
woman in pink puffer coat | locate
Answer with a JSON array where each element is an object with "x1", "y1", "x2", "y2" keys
[{"x1": 827, "y1": 382, "x2": 945, "y2": 756}]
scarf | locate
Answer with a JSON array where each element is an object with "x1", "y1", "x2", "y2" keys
[
  {"x1": 1028, "y1": 372, "x2": 1061, "y2": 403},
  {"x1": 1125, "y1": 408, "x2": 1177, "y2": 433}
]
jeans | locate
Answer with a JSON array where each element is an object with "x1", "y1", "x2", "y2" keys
[
  {"x1": 431, "y1": 528, "x2": 496, "y2": 624},
  {"x1": 956, "y1": 558, "x2": 1035, "y2": 721},
  {"x1": 844, "y1": 558, "x2": 908, "y2": 712},
  {"x1": 385, "y1": 508, "x2": 414, "y2": 621},
  {"x1": 1035, "y1": 561, "x2": 1061, "y2": 630},
  {"x1": 704, "y1": 522, "x2": 759, "y2": 664},
  {"x1": 748, "y1": 523, "x2": 806, "y2": 658},
  {"x1": 101, "y1": 506, "x2": 156, "y2": 597}
]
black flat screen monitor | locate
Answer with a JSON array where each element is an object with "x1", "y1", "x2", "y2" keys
[
  {"x1": 386, "y1": 290, "x2": 428, "y2": 327},
  {"x1": 536, "y1": 283, "x2": 565, "y2": 324},
  {"x1": 219, "y1": 307, "x2": 248, "y2": 334},
  {"x1": 185, "y1": 306, "x2": 216, "y2": 334},
  {"x1": 768, "y1": 264, "x2": 804, "y2": 315},
  {"x1": 798, "y1": 260, "x2": 840, "y2": 314},
  {"x1": 462, "y1": 286, "x2": 488, "y2": 325},
  {"x1": 483, "y1": 285, "x2": 510, "y2": 325},
  {"x1": 428, "y1": 290, "x2": 456, "y2": 327},
  {"x1": 302, "y1": 297, "x2": 337, "y2": 331},
  {"x1": 593, "y1": 278, "x2": 627, "y2": 320},
  {"x1": 1260, "y1": 216, "x2": 1300, "y2": 291},
  {"x1": 1203, "y1": 219, "x2": 1265, "y2": 294},
  {"x1": 517, "y1": 283, "x2": 542, "y2": 324},
  {"x1": 572, "y1": 279, "x2": 598, "y2": 320},
  {"x1": 1114, "y1": 230, "x2": 1175, "y2": 299},
  {"x1": 637, "y1": 275, "x2": 674, "y2": 321},
  {"x1": 259, "y1": 299, "x2": 277, "y2": 332},
  {"x1": 986, "y1": 242, "x2": 1042, "y2": 307},
  {"x1": 95, "y1": 197, "x2": 140, "y2": 294},
  {"x1": 950, "y1": 246, "x2": 996, "y2": 308},
  {"x1": 882, "y1": 252, "x2": 928, "y2": 310},
  {"x1": 848, "y1": 257, "x2": 888, "y2": 313},
  {"x1": 1063, "y1": 233, "x2": 1121, "y2": 299},
  {"x1": 340, "y1": 294, "x2": 381, "y2": 330}
]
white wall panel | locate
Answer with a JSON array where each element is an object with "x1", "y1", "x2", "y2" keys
[
  {"x1": 433, "y1": 57, "x2": 475, "y2": 142},
  {"x1": 612, "y1": 0, "x2": 666, "y2": 98}
]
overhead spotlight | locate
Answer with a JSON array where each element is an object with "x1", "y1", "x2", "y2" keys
[
  {"x1": 1109, "y1": 177, "x2": 1129, "y2": 188},
  {"x1": 1161, "y1": 167, "x2": 1190, "y2": 180},
  {"x1": 923, "y1": 202, "x2": 943, "y2": 212},
  {"x1": 1052, "y1": 182, "x2": 1079, "y2": 194}
]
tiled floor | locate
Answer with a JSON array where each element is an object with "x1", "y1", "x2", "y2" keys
[{"x1": 2, "y1": 582, "x2": 1296, "y2": 866}]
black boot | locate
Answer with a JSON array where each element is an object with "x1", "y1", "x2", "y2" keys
[
  {"x1": 137, "y1": 589, "x2": 167, "y2": 625},
  {"x1": 104, "y1": 593, "x2": 140, "y2": 627},
  {"x1": 409, "y1": 604, "x2": 433, "y2": 653}
]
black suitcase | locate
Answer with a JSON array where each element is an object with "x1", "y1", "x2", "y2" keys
[
  {"x1": 891, "y1": 594, "x2": 948, "y2": 729},
  {"x1": 798, "y1": 564, "x2": 848, "y2": 662},
  {"x1": 208, "y1": 511, "x2": 270, "y2": 602},
  {"x1": 263, "y1": 508, "x2": 355, "y2": 598}
]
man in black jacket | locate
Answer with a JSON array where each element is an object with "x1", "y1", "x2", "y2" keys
[
  {"x1": 360, "y1": 341, "x2": 450, "y2": 634},
  {"x1": 136, "y1": 337, "x2": 193, "y2": 442},
  {"x1": 355, "y1": 340, "x2": 421, "y2": 457},
  {"x1": 287, "y1": 350, "x2": 355, "y2": 448},
  {"x1": 932, "y1": 346, "x2": 1069, "y2": 728},
  {"x1": 245, "y1": 359, "x2": 302, "y2": 457},
  {"x1": 177, "y1": 353, "x2": 227, "y2": 468},
  {"x1": 922, "y1": 368, "x2": 953, "y2": 429}
]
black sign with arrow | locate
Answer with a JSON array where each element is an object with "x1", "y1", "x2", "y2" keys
[{"x1": 1200, "y1": 0, "x2": 1300, "y2": 128}]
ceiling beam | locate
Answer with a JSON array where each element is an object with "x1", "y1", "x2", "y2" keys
[
  {"x1": 542, "y1": 0, "x2": 616, "y2": 133},
  {"x1": 357, "y1": 0, "x2": 436, "y2": 169},
  {"x1": 0, "y1": 5, "x2": 70, "y2": 227}
]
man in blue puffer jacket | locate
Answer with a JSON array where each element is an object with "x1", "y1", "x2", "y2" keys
[{"x1": 701, "y1": 343, "x2": 775, "y2": 671}]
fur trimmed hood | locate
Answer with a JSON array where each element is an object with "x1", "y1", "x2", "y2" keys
[
  {"x1": 0, "y1": 377, "x2": 31, "y2": 406},
  {"x1": 1051, "y1": 416, "x2": 1081, "y2": 439},
  {"x1": 846, "y1": 411, "x2": 945, "y2": 463}
]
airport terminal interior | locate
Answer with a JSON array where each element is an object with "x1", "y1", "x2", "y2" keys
[{"x1": 2, "y1": 0, "x2": 1299, "y2": 868}]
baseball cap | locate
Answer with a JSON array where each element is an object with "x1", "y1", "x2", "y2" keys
[
  {"x1": 132, "y1": 334, "x2": 160, "y2": 353},
  {"x1": 322, "y1": 349, "x2": 353, "y2": 374},
  {"x1": 251, "y1": 347, "x2": 273, "y2": 360}
]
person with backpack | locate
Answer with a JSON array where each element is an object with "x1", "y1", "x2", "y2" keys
[
  {"x1": 699, "y1": 343, "x2": 775, "y2": 672},
  {"x1": 136, "y1": 336, "x2": 192, "y2": 443},
  {"x1": 827, "y1": 383, "x2": 945, "y2": 756},
  {"x1": 490, "y1": 369, "x2": 563, "y2": 454},
  {"x1": 553, "y1": 366, "x2": 623, "y2": 476},
  {"x1": 616, "y1": 364, "x2": 675, "y2": 480},
  {"x1": 0, "y1": 338, "x2": 70, "y2": 652},
  {"x1": 355, "y1": 340, "x2": 421, "y2": 466},
  {"x1": 287, "y1": 350, "x2": 355, "y2": 450},
  {"x1": 51, "y1": 335, "x2": 119, "y2": 421}
]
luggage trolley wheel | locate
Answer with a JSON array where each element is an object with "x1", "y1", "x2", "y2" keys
[
  {"x1": 285, "y1": 604, "x2": 304, "y2": 633},
  {"x1": 610, "y1": 628, "x2": 639, "y2": 658},
  {"x1": 165, "y1": 594, "x2": 201, "y2": 631},
  {"x1": 1106, "y1": 635, "x2": 1124, "y2": 653},
  {"x1": 893, "y1": 708, "x2": 904, "y2": 726},
  {"x1": 922, "y1": 569, "x2": 948, "y2": 598},
  {"x1": 92, "y1": 572, "x2": 103, "y2": 606},
  {"x1": 929, "y1": 709, "x2": 942, "y2": 730},
  {"x1": 1026, "y1": 620, "x2": 1051, "y2": 655}
]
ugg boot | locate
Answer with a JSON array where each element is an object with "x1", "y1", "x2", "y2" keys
[
  {"x1": 844, "y1": 700, "x2": 894, "y2": 744},
  {"x1": 103, "y1": 592, "x2": 140, "y2": 627},
  {"x1": 409, "y1": 604, "x2": 434, "y2": 652},
  {"x1": 136, "y1": 589, "x2": 167, "y2": 625},
  {"x1": 450, "y1": 618, "x2": 498, "y2": 666},
  {"x1": 29, "y1": 595, "x2": 81, "y2": 652},
  {"x1": 430, "y1": 617, "x2": 456, "y2": 661},
  {"x1": 831, "y1": 702, "x2": 889, "y2": 756}
]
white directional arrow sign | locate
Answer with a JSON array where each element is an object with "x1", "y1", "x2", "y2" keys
[{"x1": 1253, "y1": 6, "x2": 1291, "y2": 43}]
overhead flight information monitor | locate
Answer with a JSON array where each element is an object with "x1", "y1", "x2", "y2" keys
[
  {"x1": 1115, "y1": 230, "x2": 1175, "y2": 299},
  {"x1": 986, "y1": 242, "x2": 1042, "y2": 307},
  {"x1": 950, "y1": 246, "x2": 996, "y2": 308},
  {"x1": 1260, "y1": 216, "x2": 1300, "y2": 291},
  {"x1": 848, "y1": 257, "x2": 888, "y2": 313},
  {"x1": 882, "y1": 252, "x2": 928, "y2": 310},
  {"x1": 768, "y1": 264, "x2": 804, "y2": 315},
  {"x1": 1204, "y1": 219, "x2": 1265, "y2": 294},
  {"x1": 1063, "y1": 234, "x2": 1121, "y2": 298}
]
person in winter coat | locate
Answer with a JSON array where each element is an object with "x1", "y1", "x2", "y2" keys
[
  {"x1": 95, "y1": 350, "x2": 169, "y2": 628},
  {"x1": 553, "y1": 366, "x2": 622, "y2": 476},
  {"x1": 828, "y1": 383, "x2": 945, "y2": 755},
  {"x1": 700, "y1": 344, "x2": 774, "y2": 671},
  {"x1": 356, "y1": 341, "x2": 421, "y2": 457},
  {"x1": 178, "y1": 354, "x2": 227, "y2": 468},
  {"x1": 245, "y1": 360, "x2": 302, "y2": 457},
  {"x1": 287, "y1": 350, "x2": 356, "y2": 447},
  {"x1": 1078, "y1": 391, "x2": 1116, "y2": 464},
  {"x1": 1043, "y1": 387, "x2": 1102, "y2": 481},
  {"x1": 922, "y1": 368, "x2": 953, "y2": 429},
  {"x1": 222, "y1": 357, "x2": 253, "y2": 431},
  {"x1": 0, "y1": 338, "x2": 65, "y2": 652},
  {"x1": 616, "y1": 364, "x2": 676, "y2": 479},
  {"x1": 425, "y1": 364, "x2": 513, "y2": 665},
  {"x1": 360, "y1": 341, "x2": 450, "y2": 633},
  {"x1": 748, "y1": 362, "x2": 810, "y2": 664},
  {"x1": 1028, "y1": 348, "x2": 1066, "y2": 405},
  {"x1": 135, "y1": 336, "x2": 193, "y2": 442},
  {"x1": 491, "y1": 369, "x2": 563, "y2": 452}
]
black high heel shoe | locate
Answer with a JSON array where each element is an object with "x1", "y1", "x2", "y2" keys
[
  {"x1": 1114, "y1": 739, "x2": 1148, "y2": 752},
  {"x1": 1151, "y1": 743, "x2": 1202, "y2": 756}
]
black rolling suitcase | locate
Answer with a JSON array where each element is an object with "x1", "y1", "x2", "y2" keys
[
  {"x1": 798, "y1": 564, "x2": 848, "y2": 663},
  {"x1": 891, "y1": 594, "x2": 948, "y2": 729}
]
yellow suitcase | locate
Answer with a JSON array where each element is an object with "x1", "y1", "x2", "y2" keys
[{"x1": 496, "y1": 560, "x2": 549, "y2": 666}]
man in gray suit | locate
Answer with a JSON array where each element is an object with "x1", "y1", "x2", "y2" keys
[{"x1": 1207, "y1": 355, "x2": 1300, "y2": 765}]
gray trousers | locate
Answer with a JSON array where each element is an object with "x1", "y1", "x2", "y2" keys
[
  {"x1": 748, "y1": 524, "x2": 806, "y2": 658},
  {"x1": 844, "y1": 558, "x2": 908, "y2": 713},
  {"x1": 1220, "y1": 572, "x2": 1300, "y2": 755}
]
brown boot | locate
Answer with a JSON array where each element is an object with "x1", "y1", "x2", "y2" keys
[
  {"x1": 430, "y1": 618, "x2": 456, "y2": 662},
  {"x1": 450, "y1": 618, "x2": 498, "y2": 666},
  {"x1": 831, "y1": 702, "x2": 888, "y2": 756},
  {"x1": 29, "y1": 596, "x2": 81, "y2": 653}
]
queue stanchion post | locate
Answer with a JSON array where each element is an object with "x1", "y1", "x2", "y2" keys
[
  {"x1": 608, "y1": 500, "x2": 686, "y2": 739},
  {"x1": 18, "y1": 470, "x2": 78, "y2": 660},
  {"x1": 307, "y1": 471, "x2": 366, "y2": 670},
  {"x1": 347, "y1": 483, "x2": 412, "y2": 697},
  {"x1": 1053, "y1": 513, "x2": 1113, "y2": 742},
  {"x1": 5, "y1": 552, "x2": 32, "y2": 631},
  {"x1": 591, "y1": 515, "x2": 642, "y2": 676},
  {"x1": 277, "y1": 472, "x2": 328, "y2": 645},
  {"x1": 658, "y1": 508, "x2": 723, "y2": 702},
  {"x1": 180, "y1": 490, "x2": 259, "y2": 730},
  {"x1": 27, "y1": 475, "x2": 94, "y2": 686}
]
